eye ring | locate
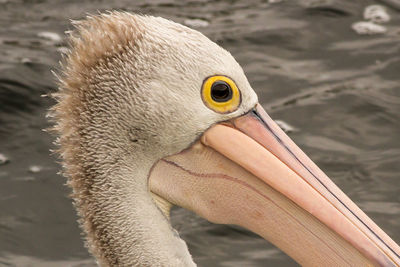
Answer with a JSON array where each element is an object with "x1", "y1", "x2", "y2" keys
[{"x1": 201, "y1": 75, "x2": 241, "y2": 113}]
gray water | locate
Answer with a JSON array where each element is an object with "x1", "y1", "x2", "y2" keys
[{"x1": 0, "y1": 0, "x2": 399, "y2": 266}]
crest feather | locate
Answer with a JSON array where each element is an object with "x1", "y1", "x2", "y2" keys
[{"x1": 49, "y1": 12, "x2": 146, "y2": 265}]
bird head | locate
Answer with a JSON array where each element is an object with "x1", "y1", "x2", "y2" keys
[{"x1": 51, "y1": 12, "x2": 400, "y2": 266}]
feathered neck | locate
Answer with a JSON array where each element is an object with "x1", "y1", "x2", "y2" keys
[{"x1": 50, "y1": 12, "x2": 195, "y2": 266}]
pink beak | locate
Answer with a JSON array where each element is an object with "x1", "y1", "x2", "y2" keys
[{"x1": 150, "y1": 104, "x2": 400, "y2": 266}]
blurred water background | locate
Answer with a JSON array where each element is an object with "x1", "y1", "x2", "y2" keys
[{"x1": 0, "y1": 0, "x2": 399, "y2": 266}]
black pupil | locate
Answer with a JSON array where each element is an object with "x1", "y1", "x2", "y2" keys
[{"x1": 211, "y1": 81, "x2": 233, "y2": 102}]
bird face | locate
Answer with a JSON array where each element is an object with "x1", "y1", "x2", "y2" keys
[{"x1": 125, "y1": 16, "x2": 258, "y2": 159}]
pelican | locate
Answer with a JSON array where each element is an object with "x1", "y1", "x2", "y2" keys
[{"x1": 50, "y1": 12, "x2": 400, "y2": 266}]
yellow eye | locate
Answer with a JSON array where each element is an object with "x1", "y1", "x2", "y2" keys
[{"x1": 201, "y1": 75, "x2": 241, "y2": 113}]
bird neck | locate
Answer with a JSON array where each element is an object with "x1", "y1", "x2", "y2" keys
[{"x1": 71, "y1": 150, "x2": 195, "y2": 266}]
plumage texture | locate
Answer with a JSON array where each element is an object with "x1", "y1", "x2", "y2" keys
[{"x1": 50, "y1": 11, "x2": 257, "y2": 266}]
